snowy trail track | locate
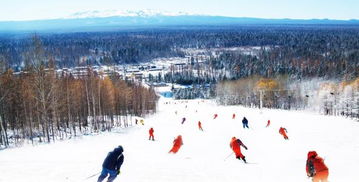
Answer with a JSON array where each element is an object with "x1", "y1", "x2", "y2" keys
[{"x1": 1, "y1": 98, "x2": 359, "y2": 182}]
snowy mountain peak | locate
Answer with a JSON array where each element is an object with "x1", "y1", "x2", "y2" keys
[{"x1": 65, "y1": 9, "x2": 195, "y2": 19}]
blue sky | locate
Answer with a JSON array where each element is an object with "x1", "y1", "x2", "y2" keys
[{"x1": 1, "y1": 0, "x2": 358, "y2": 21}]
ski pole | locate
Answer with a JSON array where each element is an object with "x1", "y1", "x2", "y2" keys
[
  {"x1": 84, "y1": 171, "x2": 100, "y2": 180},
  {"x1": 224, "y1": 152, "x2": 234, "y2": 161}
]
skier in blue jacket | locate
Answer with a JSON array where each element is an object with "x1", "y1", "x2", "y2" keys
[
  {"x1": 97, "y1": 145, "x2": 124, "y2": 182},
  {"x1": 242, "y1": 117, "x2": 249, "y2": 129}
]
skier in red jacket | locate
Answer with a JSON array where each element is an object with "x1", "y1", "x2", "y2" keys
[
  {"x1": 279, "y1": 127, "x2": 289, "y2": 140},
  {"x1": 266, "y1": 120, "x2": 271, "y2": 127},
  {"x1": 232, "y1": 113, "x2": 236, "y2": 119},
  {"x1": 213, "y1": 114, "x2": 218, "y2": 119},
  {"x1": 306, "y1": 151, "x2": 329, "y2": 182},
  {"x1": 149, "y1": 127, "x2": 154, "y2": 141},
  {"x1": 230, "y1": 137, "x2": 248, "y2": 163},
  {"x1": 198, "y1": 121, "x2": 203, "y2": 131},
  {"x1": 169, "y1": 135, "x2": 183, "y2": 154}
]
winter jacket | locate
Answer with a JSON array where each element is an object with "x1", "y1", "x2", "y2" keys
[
  {"x1": 306, "y1": 151, "x2": 328, "y2": 177},
  {"x1": 242, "y1": 117, "x2": 248, "y2": 124},
  {"x1": 102, "y1": 146, "x2": 124, "y2": 171},
  {"x1": 279, "y1": 127, "x2": 287, "y2": 135},
  {"x1": 173, "y1": 136, "x2": 183, "y2": 147},
  {"x1": 182, "y1": 118, "x2": 186, "y2": 124},
  {"x1": 169, "y1": 135, "x2": 183, "y2": 153},
  {"x1": 149, "y1": 128, "x2": 154, "y2": 135},
  {"x1": 230, "y1": 137, "x2": 248, "y2": 158}
]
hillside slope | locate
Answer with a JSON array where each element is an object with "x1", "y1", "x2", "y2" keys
[{"x1": 0, "y1": 98, "x2": 358, "y2": 182}]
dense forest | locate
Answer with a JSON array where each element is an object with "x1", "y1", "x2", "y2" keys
[
  {"x1": 0, "y1": 37, "x2": 158, "y2": 148},
  {"x1": 0, "y1": 25, "x2": 358, "y2": 148},
  {"x1": 1, "y1": 25, "x2": 358, "y2": 80}
]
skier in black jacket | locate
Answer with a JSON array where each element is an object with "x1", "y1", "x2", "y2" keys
[{"x1": 97, "y1": 145, "x2": 124, "y2": 182}]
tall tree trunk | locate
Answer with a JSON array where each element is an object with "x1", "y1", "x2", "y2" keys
[
  {"x1": 0, "y1": 115, "x2": 7, "y2": 147},
  {"x1": 91, "y1": 87, "x2": 97, "y2": 131},
  {"x1": 29, "y1": 108, "x2": 34, "y2": 145},
  {"x1": 98, "y1": 80, "x2": 102, "y2": 130},
  {"x1": 66, "y1": 77, "x2": 72, "y2": 135},
  {"x1": 85, "y1": 79, "x2": 91, "y2": 125}
]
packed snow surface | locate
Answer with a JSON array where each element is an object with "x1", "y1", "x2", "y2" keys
[{"x1": 1, "y1": 98, "x2": 359, "y2": 182}]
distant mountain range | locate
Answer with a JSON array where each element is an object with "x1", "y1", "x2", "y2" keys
[
  {"x1": 64, "y1": 9, "x2": 194, "y2": 19},
  {"x1": 1, "y1": 10, "x2": 358, "y2": 32}
]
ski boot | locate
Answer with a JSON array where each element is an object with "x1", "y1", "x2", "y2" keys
[{"x1": 242, "y1": 157, "x2": 247, "y2": 163}]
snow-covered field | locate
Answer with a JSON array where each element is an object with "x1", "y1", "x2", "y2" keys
[{"x1": 1, "y1": 98, "x2": 359, "y2": 182}]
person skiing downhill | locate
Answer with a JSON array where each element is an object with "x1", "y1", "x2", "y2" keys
[
  {"x1": 266, "y1": 120, "x2": 271, "y2": 127},
  {"x1": 242, "y1": 117, "x2": 249, "y2": 129},
  {"x1": 306, "y1": 151, "x2": 329, "y2": 182},
  {"x1": 97, "y1": 146, "x2": 124, "y2": 182},
  {"x1": 230, "y1": 137, "x2": 248, "y2": 163},
  {"x1": 169, "y1": 135, "x2": 183, "y2": 154},
  {"x1": 232, "y1": 113, "x2": 236, "y2": 119},
  {"x1": 181, "y1": 117, "x2": 186, "y2": 124},
  {"x1": 279, "y1": 127, "x2": 289, "y2": 140},
  {"x1": 149, "y1": 127, "x2": 155, "y2": 141},
  {"x1": 198, "y1": 121, "x2": 203, "y2": 131},
  {"x1": 213, "y1": 114, "x2": 218, "y2": 119}
]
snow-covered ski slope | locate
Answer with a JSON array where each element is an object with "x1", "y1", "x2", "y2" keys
[{"x1": 1, "y1": 98, "x2": 359, "y2": 182}]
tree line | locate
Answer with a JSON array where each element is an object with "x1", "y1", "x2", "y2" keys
[
  {"x1": 216, "y1": 76, "x2": 359, "y2": 120},
  {"x1": 0, "y1": 37, "x2": 158, "y2": 148},
  {"x1": 1, "y1": 25, "x2": 359, "y2": 74}
]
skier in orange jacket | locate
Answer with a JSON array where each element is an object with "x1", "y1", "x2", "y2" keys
[
  {"x1": 279, "y1": 127, "x2": 289, "y2": 140},
  {"x1": 306, "y1": 151, "x2": 329, "y2": 182},
  {"x1": 169, "y1": 135, "x2": 183, "y2": 154},
  {"x1": 230, "y1": 137, "x2": 248, "y2": 163},
  {"x1": 149, "y1": 127, "x2": 155, "y2": 141},
  {"x1": 198, "y1": 121, "x2": 203, "y2": 131}
]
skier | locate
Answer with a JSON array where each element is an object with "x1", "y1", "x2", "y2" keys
[
  {"x1": 181, "y1": 117, "x2": 186, "y2": 124},
  {"x1": 306, "y1": 151, "x2": 329, "y2": 182},
  {"x1": 140, "y1": 119, "x2": 144, "y2": 125},
  {"x1": 279, "y1": 127, "x2": 289, "y2": 140},
  {"x1": 135, "y1": 119, "x2": 138, "y2": 125},
  {"x1": 232, "y1": 113, "x2": 236, "y2": 119},
  {"x1": 266, "y1": 120, "x2": 271, "y2": 127},
  {"x1": 242, "y1": 117, "x2": 249, "y2": 129},
  {"x1": 198, "y1": 121, "x2": 203, "y2": 131},
  {"x1": 214, "y1": 114, "x2": 218, "y2": 119},
  {"x1": 149, "y1": 127, "x2": 155, "y2": 141},
  {"x1": 97, "y1": 145, "x2": 124, "y2": 182},
  {"x1": 169, "y1": 135, "x2": 183, "y2": 154},
  {"x1": 230, "y1": 137, "x2": 248, "y2": 163}
]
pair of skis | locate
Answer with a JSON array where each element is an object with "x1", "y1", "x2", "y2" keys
[{"x1": 223, "y1": 152, "x2": 256, "y2": 164}]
